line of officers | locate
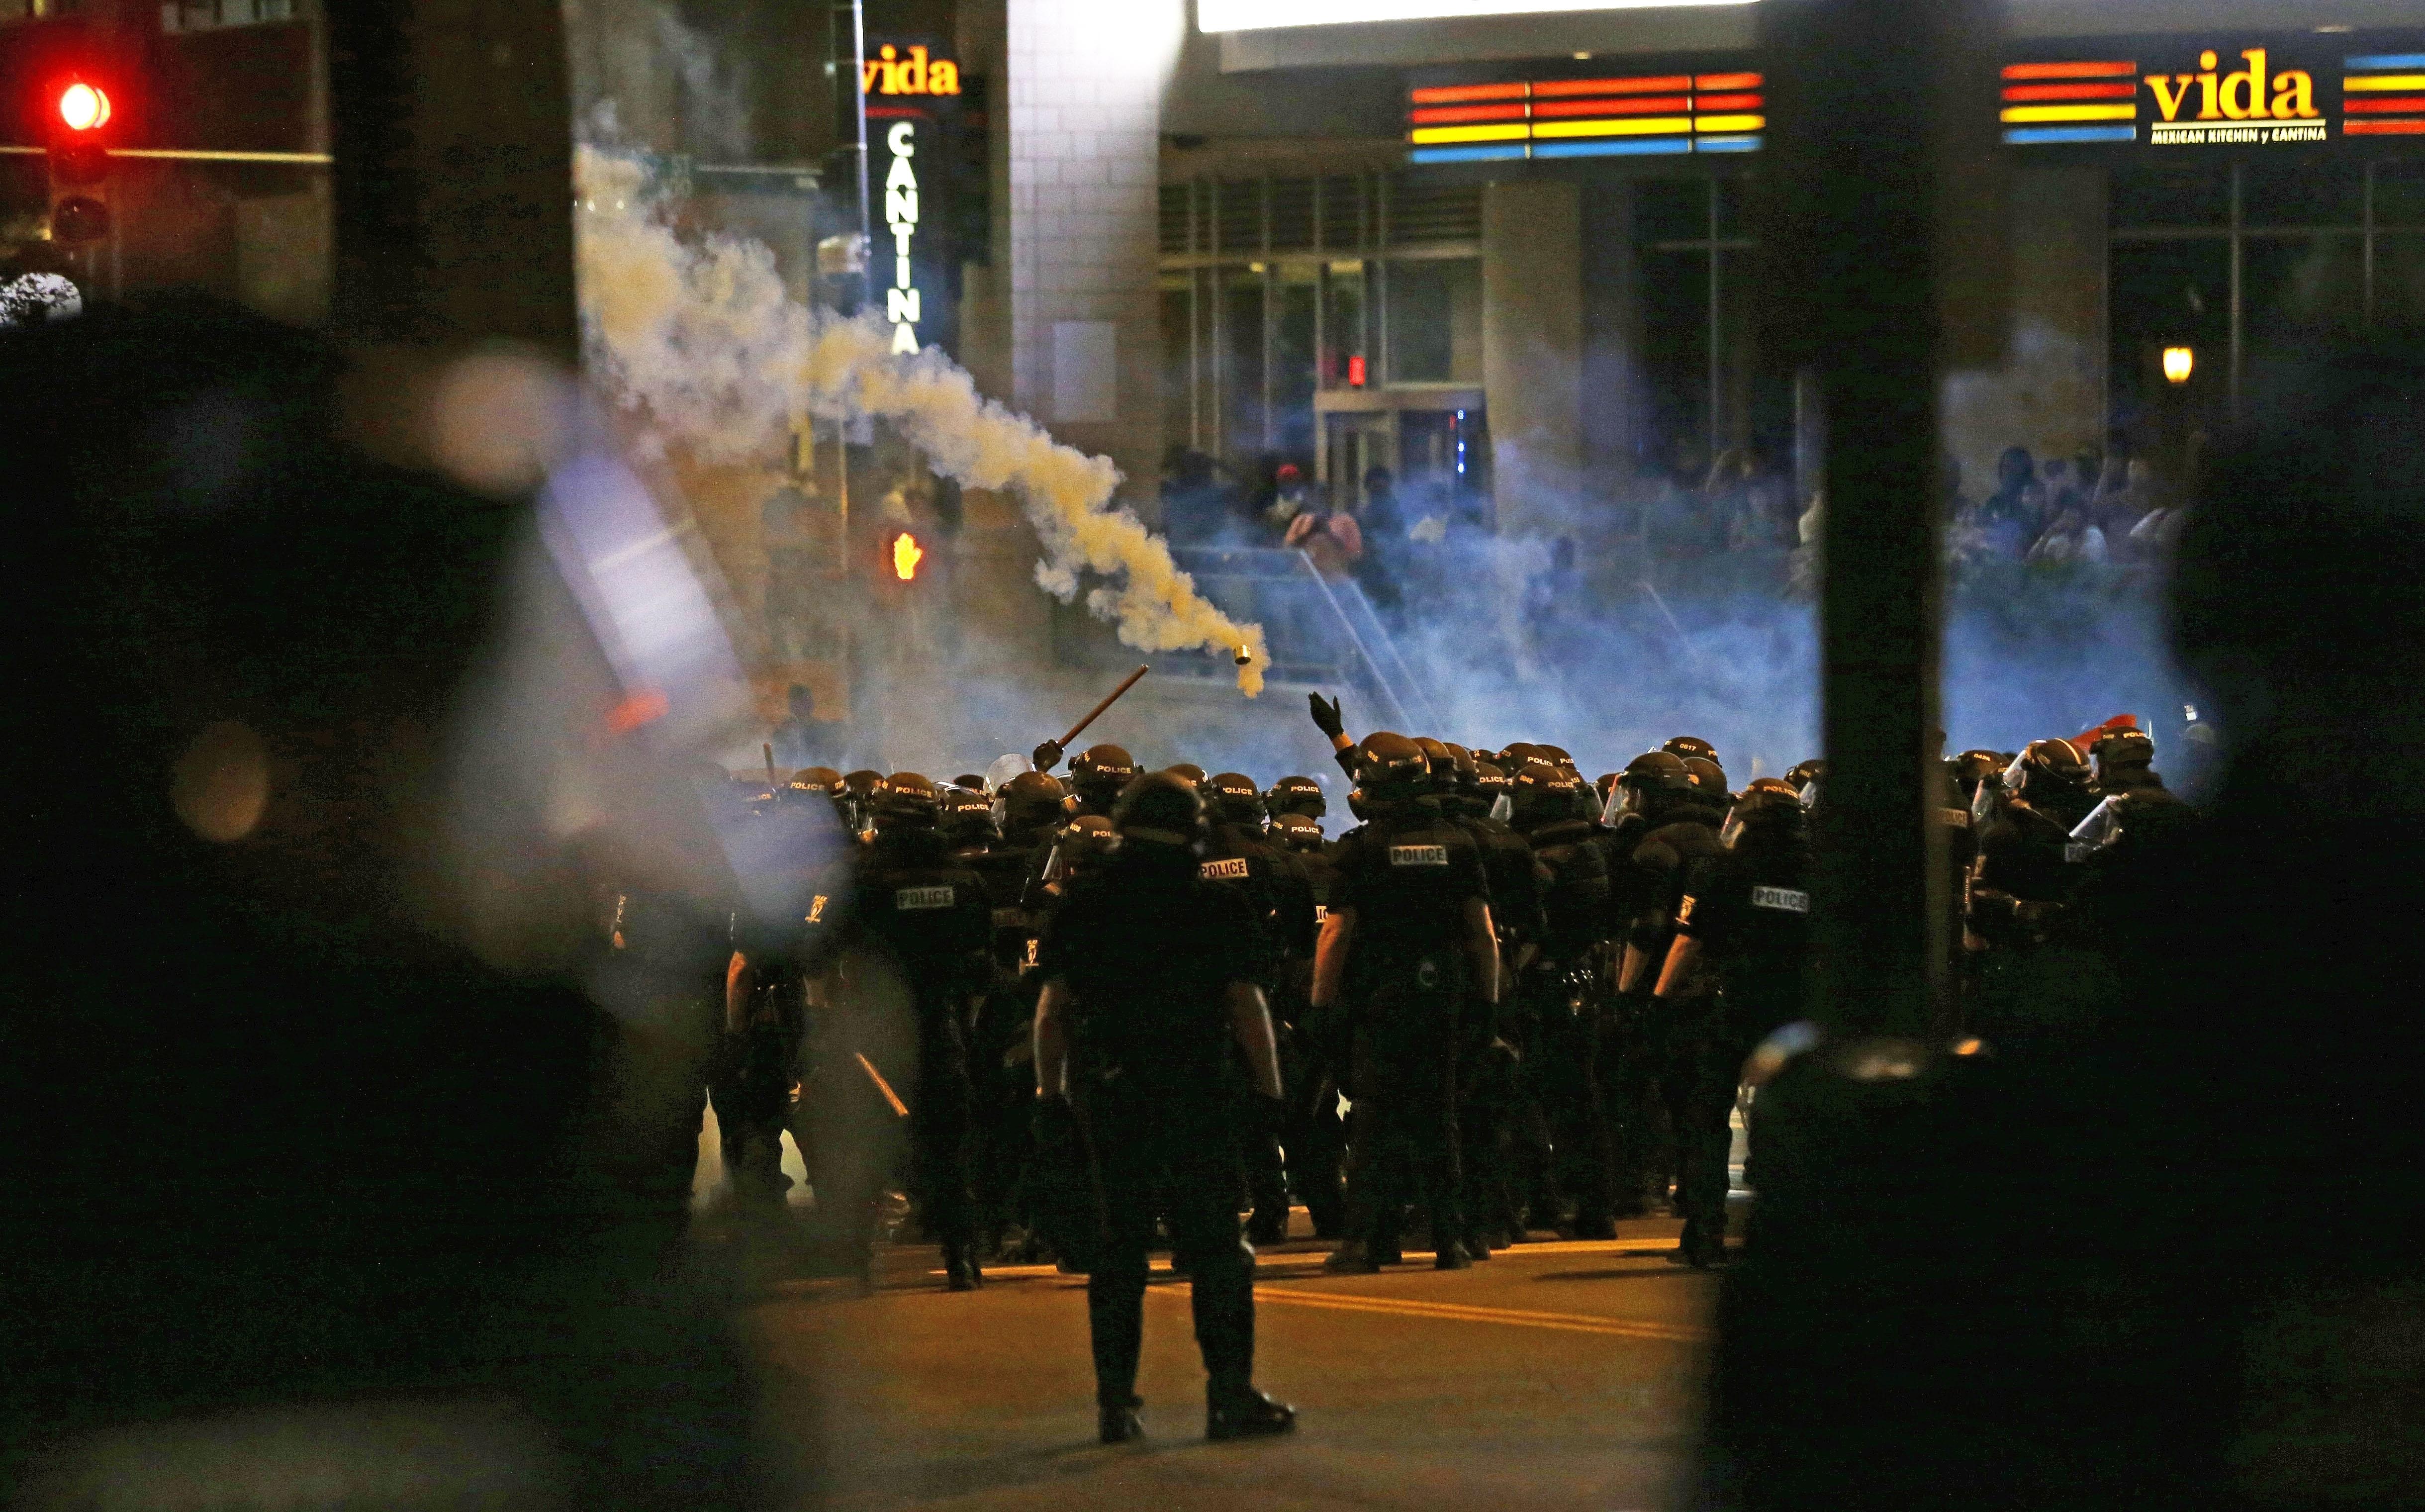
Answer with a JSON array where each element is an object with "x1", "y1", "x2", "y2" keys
[{"x1": 591, "y1": 700, "x2": 2190, "y2": 1292}]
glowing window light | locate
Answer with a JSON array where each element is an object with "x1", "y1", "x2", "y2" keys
[
  {"x1": 892, "y1": 531, "x2": 925, "y2": 581},
  {"x1": 2162, "y1": 346, "x2": 2194, "y2": 384}
]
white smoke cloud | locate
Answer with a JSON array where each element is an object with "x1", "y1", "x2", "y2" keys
[{"x1": 571, "y1": 147, "x2": 1269, "y2": 696}]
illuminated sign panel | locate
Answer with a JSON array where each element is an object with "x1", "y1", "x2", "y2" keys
[
  {"x1": 1407, "y1": 70, "x2": 1764, "y2": 163},
  {"x1": 2343, "y1": 53, "x2": 2425, "y2": 137},
  {"x1": 2001, "y1": 39, "x2": 2425, "y2": 149}
]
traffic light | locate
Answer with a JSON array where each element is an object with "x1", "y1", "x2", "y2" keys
[
  {"x1": 889, "y1": 530, "x2": 925, "y2": 583},
  {"x1": 47, "y1": 77, "x2": 115, "y2": 246}
]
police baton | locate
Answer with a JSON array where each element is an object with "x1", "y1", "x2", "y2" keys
[{"x1": 1031, "y1": 663, "x2": 1148, "y2": 772}]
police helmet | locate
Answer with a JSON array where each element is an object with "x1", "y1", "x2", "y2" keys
[
  {"x1": 2091, "y1": 729, "x2": 2156, "y2": 783},
  {"x1": 993, "y1": 769, "x2": 1068, "y2": 839},
  {"x1": 1500, "y1": 741, "x2": 1547, "y2": 768},
  {"x1": 731, "y1": 772, "x2": 777, "y2": 805},
  {"x1": 1509, "y1": 758, "x2": 1583, "y2": 832},
  {"x1": 1664, "y1": 736, "x2": 1718, "y2": 764},
  {"x1": 2005, "y1": 738, "x2": 2089, "y2": 799},
  {"x1": 1474, "y1": 760, "x2": 1513, "y2": 799},
  {"x1": 1267, "y1": 773, "x2": 1327, "y2": 821},
  {"x1": 1068, "y1": 743, "x2": 1139, "y2": 800},
  {"x1": 1681, "y1": 755, "x2": 1730, "y2": 800},
  {"x1": 1165, "y1": 762, "x2": 1207, "y2": 790},
  {"x1": 1207, "y1": 771, "x2": 1266, "y2": 827},
  {"x1": 1111, "y1": 770, "x2": 1204, "y2": 850},
  {"x1": 1352, "y1": 732, "x2": 1431, "y2": 802},
  {"x1": 870, "y1": 771, "x2": 942, "y2": 830},
  {"x1": 789, "y1": 766, "x2": 843, "y2": 796},
  {"x1": 939, "y1": 784, "x2": 997, "y2": 845},
  {"x1": 839, "y1": 769, "x2": 888, "y2": 829},
  {"x1": 1722, "y1": 777, "x2": 1807, "y2": 845},
  {"x1": 1270, "y1": 812, "x2": 1326, "y2": 853},
  {"x1": 1785, "y1": 758, "x2": 1826, "y2": 793},
  {"x1": 1412, "y1": 736, "x2": 1453, "y2": 787},
  {"x1": 1616, "y1": 750, "x2": 1693, "y2": 818},
  {"x1": 951, "y1": 773, "x2": 987, "y2": 793},
  {"x1": 1538, "y1": 743, "x2": 1574, "y2": 764},
  {"x1": 1948, "y1": 750, "x2": 2002, "y2": 797},
  {"x1": 1441, "y1": 742, "x2": 1481, "y2": 793},
  {"x1": 1060, "y1": 814, "x2": 1124, "y2": 871}
]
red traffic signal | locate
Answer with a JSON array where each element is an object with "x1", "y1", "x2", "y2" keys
[
  {"x1": 58, "y1": 82, "x2": 112, "y2": 133},
  {"x1": 890, "y1": 531, "x2": 925, "y2": 582}
]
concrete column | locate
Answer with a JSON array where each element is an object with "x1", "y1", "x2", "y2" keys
[
  {"x1": 1940, "y1": 165, "x2": 2109, "y2": 498},
  {"x1": 1482, "y1": 178, "x2": 1584, "y2": 538},
  {"x1": 1004, "y1": 0, "x2": 1181, "y2": 507}
]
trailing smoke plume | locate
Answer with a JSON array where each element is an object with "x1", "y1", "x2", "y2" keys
[{"x1": 572, "y1": 147, "x2": 1269, "y2": 695}]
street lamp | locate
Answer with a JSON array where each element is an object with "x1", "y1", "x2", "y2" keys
[{"x1": 2162, "y1": 345, "x2": 2194, "y2": 385}]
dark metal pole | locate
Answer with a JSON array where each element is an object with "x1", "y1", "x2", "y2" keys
[{"x1": 325, "y1": 0, "x2": 576, "y2": 353}]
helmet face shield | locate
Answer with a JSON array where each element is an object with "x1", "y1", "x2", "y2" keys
[{"x1": 2069, "y1": 795, "x2": 2127, "y2": 854}]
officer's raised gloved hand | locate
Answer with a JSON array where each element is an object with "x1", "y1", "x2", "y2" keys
[
  {"x1": 1032, "y1": 738, "x2": 1065, "y2": 773},
  {"x1": 1307, "y1": 693, "x2": 1345, "y2": 741}
]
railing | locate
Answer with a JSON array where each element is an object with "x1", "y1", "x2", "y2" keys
[{"x1": 1176, "y1": 546, "x2": 1439, "y2": 730}]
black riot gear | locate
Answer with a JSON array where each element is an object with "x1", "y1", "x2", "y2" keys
[
  {"x1": 1207, "y1": 772, "x2": 1267, "y2": 829},
  {"x1": 870, "y1": 771, "x2": 943, "y2": 830},
  {"x1": 1618, "y1": 750, "x2": 1695, "y2": 821},
  {"x1": 1681, "y1": 755, "x2": 1730, "y2": 801},
  {"x1": 1721, "y1": 777, "x2": 1808, "y2": 847},
  {"x1": 790, "y1": 765, "x2": 843, "y2": 798},
  {"x1": 994, "y1": 770, "x2": 1069, "y2": 846},
  {"x1": 1271, "y1": 812, "x2": 1325, "y2": 853},
  {"x1": 1266, "y1": 774, "x2": 1326, "y2": 822},
  {"x1": 951, "y1": 773, "x2": 988, "y2": 793},
  {"x1": 1948, "y1": 750, "x2": 2002, "y2": 801},
  {"x1": 1111, "y1": 770, "x2": 1204, "y2": 849},
  {"x1": 1509, "y1": 758, "x2": 1585, "y2": 833},
  {"x1": 1784, "y1": 757, "x2": 1825, "y2": 794},
  {"x1": 2007, "y1": 738, "x2": 2098, "y2": 831},
  {"x1": 1352, "y1": 732, "x2": 1432, "y2": 805},
  {"x1": 1067, "y1": 744, "x2": 1140, "y2": 816},
  {"x1": 1165, "y1": 762, "x2": 1207, "y2": 790},
  {"x1": 839, "y1": 769, "x2": 888, "y2": 831},
  {"x1": 1663, "y1": 736, "x2": 1717, "y2": 765},
  {"x1": 1412, "y1": 737, "x2": 1455, "y2": 791},
  {"x1": 939, "y1": 784, "x2": 998, "y2": 848},
  {"x1": 2091, "y1": 729, "x2": 2162, "y2": 793}
]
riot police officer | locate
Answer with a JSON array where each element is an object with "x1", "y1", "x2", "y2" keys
[
  {"x1": 1205, "y1": 771, "x2": 1318, "y2": 1245},
  {"x1": 1967, "y1": 738, "x2": 2099, "y2": 1041},
  {"x1": 1649, "y1": 778, "x2": 1813, "y2": 1266},
  {"x1": 1065, "y1": 744, "x2": 1140, "y2": 820},
  {"x1": 1265, "y1": 774, "x2": 1328, "y2": 831},
  {"x1": 826, "y1": 773, "x2": 994, "y2": 1290},
  {"x1": 1032, "y1": 773, "x2": 1296, "y2": 1444},
  {"x1": 1507, "y1": 758, "x2": 1618, "y2": 1239},
  {"x1": 1610, "y1": 751, "x2": 1727, "y2": 1218},
  {"x1": 1317, "y1": 733, "x2": 1499, "y2": 1272}
]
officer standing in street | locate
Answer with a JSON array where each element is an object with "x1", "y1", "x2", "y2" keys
[
  {"x1": 1507, "y1": 757, "x2": 1617, "y2": 1239},
  {"x1": 1610, "y1": 750, "x2": 1727, "y2": 1218},
  {"x1": 1031, "y1": 773, "x2": 1297, "y2": 1444},
  {"x1": 1205, "y1": 772, "x2": 1318, "y2": 1245},
  {"x1": 825, "y1": 773, "x2": 995, "y2": 1290},
  {"x1": 1317, "y1": 733, "x2": 1499, "y2": 1272},
  {"x1": 1648, "y1": 777, "x2": 1813, "y2": 1266}
]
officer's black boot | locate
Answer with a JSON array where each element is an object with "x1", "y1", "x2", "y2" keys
[
  {"x1": 1207, "y1": 1386, "x2": 1297, "y2": 1441},
  {"x1": 943, "y1": 1242, "x2": 983, "y2": 1291},
  {"x1": 1434, "y1": 1236, "x2": 1472, "y2": 1270},
  {"x1": 1322, "y1": 1238, "x2": 1380, "y2": 1273},
  {"x1": 1099, "y1": 1395, "x2": 1144, "y2": 1444}
]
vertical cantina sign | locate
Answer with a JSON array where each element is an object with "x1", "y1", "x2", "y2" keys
[
  {"x1": 881, "y1": 118, "x2": 924, "y2": 354},
  {"x1": 2000, "y1": 38, "x2": 2425, "y2": 147}
]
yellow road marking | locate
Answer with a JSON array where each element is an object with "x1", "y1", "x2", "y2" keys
[{"x1": 1236, "y1": 1287, "x2": 1710, "y2": 1343}]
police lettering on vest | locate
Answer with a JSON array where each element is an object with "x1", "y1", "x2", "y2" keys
[
  {"x1": 1390, "y1": 845, "x2": 1449, "y2": 867},
  {"x1": 1751, "y1": 885, "x2": 1811, "y2": 914},
  {"x1": 1201, "y1": 856, "x2": 1251, "y2": 881},
  {"x1": 896, "y1": 884, "x2": 956, "y2": 911}
]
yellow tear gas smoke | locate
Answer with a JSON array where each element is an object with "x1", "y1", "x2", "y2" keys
[{"x1": 573, "y1": 148, "x2": 1268, "y2": 695}]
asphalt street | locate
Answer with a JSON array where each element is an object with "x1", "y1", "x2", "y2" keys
[{"x1": 742, "y1": 1222, "x2": 1721, "y2": 1512}]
